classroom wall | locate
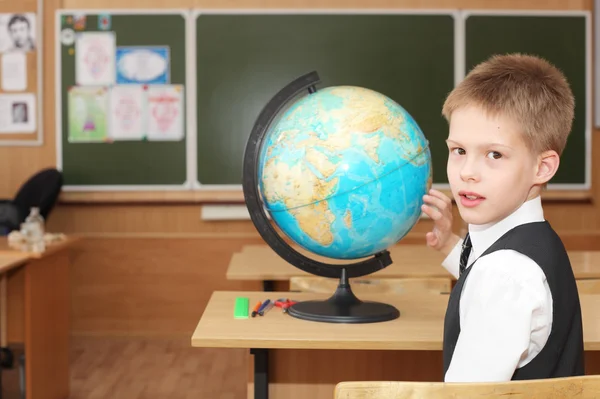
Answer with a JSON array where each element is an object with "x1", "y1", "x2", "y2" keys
[{"x1": 0, "y1": 0, "x2": 596, "y2": 337}]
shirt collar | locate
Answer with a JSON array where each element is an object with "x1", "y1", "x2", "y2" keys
[{"x1": 468, "y1": 196, "x2": 545, "y2": 257}]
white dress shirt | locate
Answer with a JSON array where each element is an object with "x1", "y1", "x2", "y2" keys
[{"x1": 442, "y1": 196, "x2": 553, "y2": 382}]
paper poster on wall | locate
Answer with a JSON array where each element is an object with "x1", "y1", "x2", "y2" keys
[
  {"x1": 108, "y1": 85, "x2": 145, "y2": 140},
  {"x1": 98, "y1": 14, "x2": 111, "y2": 31},
  {"x1": 146, "y1": 85, "x2": 184, "y2": 141},
  {"x1": 1, "y1": 52, "x2": 27, "y2": 91},
  {"x1": 116, "y1": 46, "x2": 169, "y2": 84},
  {"x1": 0, "y1": 93, "x2": 35, "y2": 133},
  {"x1": 68, "y1": 86, "x2": 109, "y2": 142},
  {"x1": 72, "y1": 14, "x2": 86, "y2": 30},
  {"x1": 75, "y1": 31, "x2": 115, "y2": 86},
  {"x1": 0, "y1": 13, "x2": 36, "y2": 53}
]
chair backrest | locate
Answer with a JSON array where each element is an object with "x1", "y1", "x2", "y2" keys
[
  {"x1": 290, "y1": 276, "x2": 452, "y2": 295},
  {"x1": 12, "y1": 168, "x2": 63, "y2": 221},
  {"x1": 334, "y1": 376, "x2": 600, "y2": 399},
  {"x1": 0, "y1": 200, "x2": 26, "y2": 235}
]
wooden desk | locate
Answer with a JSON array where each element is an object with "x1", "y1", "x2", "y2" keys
[
  {"x1": 0, "y1": 253, "x2": 29, "y2": 348},
  {"x1": 2, "y1": 237, "x2": 78, "y2": 399},
  {"x1": 0, "y1": 255, "x2": 28, "y2": 273},
  {"x1": 228, "y1": 245, "x2": 600, "y2": 288},
  {"x1": 227, "y1": 245, "x2": 450, "y2": 290},
  {"x1": 0, "y1": 236, "x2": 78, "y2": 258},
  {"x1": 192, "y1": 291, "x2": 600, "y2": 399}
]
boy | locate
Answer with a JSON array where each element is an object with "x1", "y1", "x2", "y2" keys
[{"x1": 421, "y1": 53, "x2": 585, "y2": 382}]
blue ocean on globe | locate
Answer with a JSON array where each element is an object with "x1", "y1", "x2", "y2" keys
[{"x1": 258, "y1": 85, "x2": 432, "y2": 260}]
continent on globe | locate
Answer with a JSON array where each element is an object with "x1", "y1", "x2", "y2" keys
[{"x1": 258, "y1": 85, "x2": 432, "y2": 260}]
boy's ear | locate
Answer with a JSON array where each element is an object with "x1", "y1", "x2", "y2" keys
[{"x1": 534, "y1": 150, "x2": 560, "y2": 185}]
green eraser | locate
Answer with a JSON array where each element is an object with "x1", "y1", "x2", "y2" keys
[{"x1": 234, "y1": 297, "x2": 249, "y2": 319}]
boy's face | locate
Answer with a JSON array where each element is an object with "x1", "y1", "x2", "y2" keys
[{"x1": 446, "y1": 105, "x2": 540, "y2": 226}]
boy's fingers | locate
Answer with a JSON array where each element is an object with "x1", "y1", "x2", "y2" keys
[
  {"x1": 422, "y1": 204, "x2": 442, "y2": 220},
  {"x1": 421, "y1": 204, "x2": 433, "y2": 219},
  {"x1": 429, "y1": 189, "x2": 452, "y2": 205},
  {"x1": 423, "y1": 195, "x2": 447, "y2": 211},
  {"x1": 426, "y1": 232, "x2": 438, "y2": 247}
]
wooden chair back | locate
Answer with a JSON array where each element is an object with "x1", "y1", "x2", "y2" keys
[
  {"x1": 334, "y1": 376, "x2": 600, "y2": 398},
  {"x1": 290, "y1": 277, "x2": 452, "y2": 295}
]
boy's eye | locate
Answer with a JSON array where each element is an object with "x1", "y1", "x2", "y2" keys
[
  {"x1": 487, "y1": 151, "x2": 502, "y2": 159},
  {"x1": 451, "y1": 148, "x2": 465, "y2": 155}
]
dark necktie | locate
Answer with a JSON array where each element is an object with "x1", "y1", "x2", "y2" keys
[{"x1": 459, "y1": 233, "x2": 472, "y2": 276}]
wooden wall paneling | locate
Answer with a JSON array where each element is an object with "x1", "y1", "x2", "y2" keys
[
  {"x1": 69, "y1": 237, "x2": 264, "y2": 336},
  {"x1": 60, "y1": 0, "x2": 591, "y2": 10}
]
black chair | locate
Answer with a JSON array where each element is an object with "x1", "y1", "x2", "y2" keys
[
  {"x1": 0, "y1": 168, "x2": 63, "y2": 236},
  {"x1": 0, "y1": 201, "x2": 25, "y2": 236}
]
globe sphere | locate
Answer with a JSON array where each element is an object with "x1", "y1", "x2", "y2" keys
[{"x1": 258, "y1": 85, "x2": 432, "y2": 260}]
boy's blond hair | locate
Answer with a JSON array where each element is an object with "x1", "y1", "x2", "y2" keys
[{"x1": 442, "y1": 53, "x2": 574, "y2": 156}]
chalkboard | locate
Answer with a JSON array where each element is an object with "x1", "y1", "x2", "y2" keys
[
  {"x1": 56, "y1": 10, "x2": 189, "y2": 189},
  {"x1": 194, "y1": 11, "x2": 457, "y2": 187},
  {"x1": 464, "y1": 10, "x2": 590, "y2": 189},
  {"x1": 54, "y1": 10, "x2": 591, "y2": 195}
]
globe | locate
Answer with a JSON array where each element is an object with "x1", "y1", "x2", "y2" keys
[{"x1": 257, "y1": 85, "x2": 432, "y2": 260}]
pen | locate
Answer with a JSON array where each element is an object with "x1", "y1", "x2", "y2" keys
[
  {"x1": 259, "y1": 301, "x2": 274, "y2": 316},
  {"x1": 257, "y1": 299, "x2": 271, "y2": 316},
  {"x1": 251, "y1": 301, "x2": 262, "y2": 317}
]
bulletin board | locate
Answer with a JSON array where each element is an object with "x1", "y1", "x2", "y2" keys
[
  {"x1": 55, "y1": 9, "x2": 191, "y2": 190},
  {"x1": 0, "y1": 0, "x2": 42, "y2": 146}
]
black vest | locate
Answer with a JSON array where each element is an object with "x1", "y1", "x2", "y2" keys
[{"x1": 443, "y1": 221, "x2": 585, "y2": 380}]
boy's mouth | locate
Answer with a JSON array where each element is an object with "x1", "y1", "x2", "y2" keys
[
  {"x1": 459, "y1": 191, "x2": 485, "y2": 200},
  {"x1": 458, "y1": 191, "x2": 486, "y2": 207}
]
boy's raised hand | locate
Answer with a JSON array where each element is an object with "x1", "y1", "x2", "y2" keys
[{"x1": 422, "y1": 189, "x2": 460, "y2": 256}]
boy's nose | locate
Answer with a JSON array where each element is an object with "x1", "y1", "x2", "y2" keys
[{"x1": 459, "y1": 160, "x2": 480, "y2": 182}]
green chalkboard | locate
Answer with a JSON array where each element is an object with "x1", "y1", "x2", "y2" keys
[
  {"x1": 57, "y1": 11, "x2": 188, "y2": 188},
  {"x1": 55, "y1": 11, "x2": 589, "y2": 192},
  {"x1": 465, "y1": 11, "x2": 590, "y2": 187},
  {"x1": 195, "y1": 12, "x2": 456, "y2": 186}
]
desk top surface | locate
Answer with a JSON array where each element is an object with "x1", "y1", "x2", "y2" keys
[
  {"x1": 0, "y1": 253, "x2": 29, "y2": 273},
  {"x1": 227, "y1": 245, "x2": 600, "y2": 281},
  {"x1": 191, "y1": 291, "x2": 600, "y2": 351},
  {"x1": 0, "y1": 236, "x2": 79, "y2": 259}
]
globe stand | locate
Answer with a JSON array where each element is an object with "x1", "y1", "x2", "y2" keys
[
  {"x1": 242, "y1": 71, "x2": 400, "y2": 324},
  {"x1": 287, "y1": 268, "x2": 400, "y2": 324}
]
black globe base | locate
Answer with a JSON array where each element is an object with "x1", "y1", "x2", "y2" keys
[
  {"x1": 287, "y1": 298, "x2": 400, "y2": 324},
  {"x1": 287, "y1": 269, "x2": 400, "y2": 324}
]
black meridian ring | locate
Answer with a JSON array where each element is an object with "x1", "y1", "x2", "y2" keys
[{"x1": 242, "y1": 71, "x2": 393, "y2": 279}]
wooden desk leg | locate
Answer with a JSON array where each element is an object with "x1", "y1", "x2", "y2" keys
[
  {"x1": 25, "y1": 252, "x2": 70, "y2": 399},
  {"x1": 250, "y1": 348, "x2": 269, "y2": 399}
]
